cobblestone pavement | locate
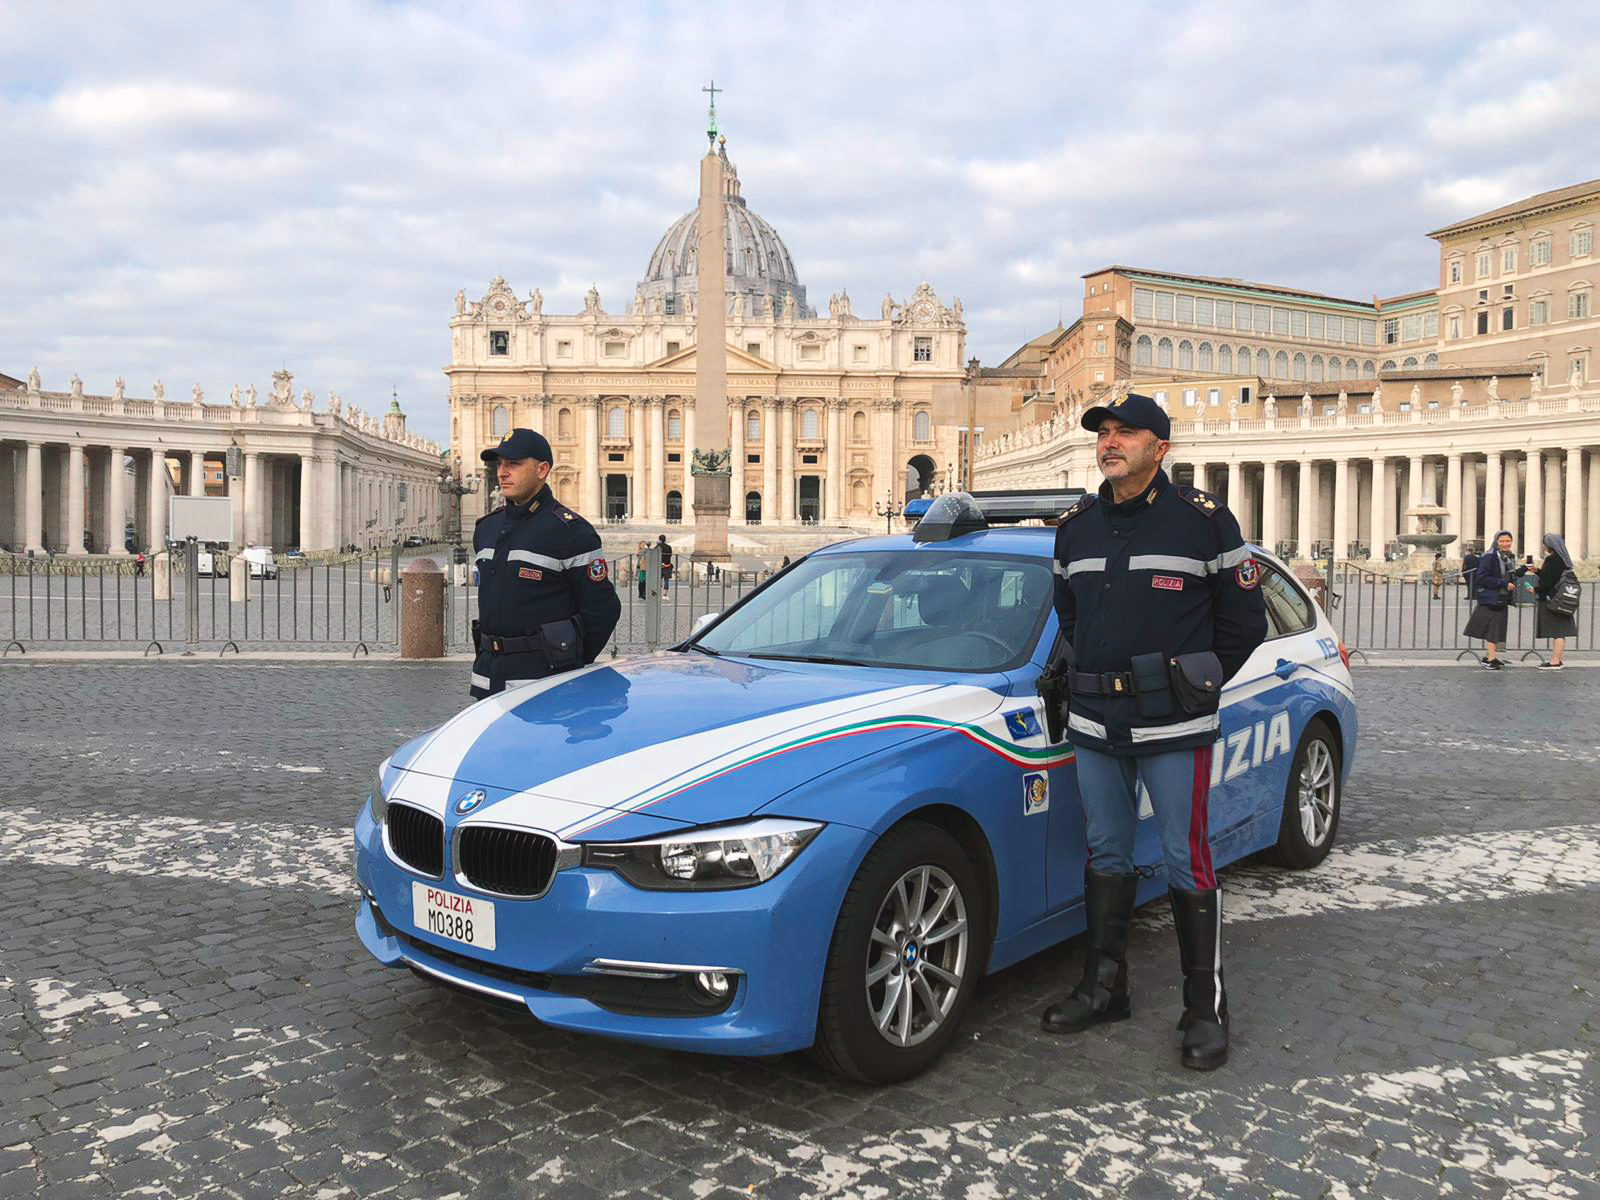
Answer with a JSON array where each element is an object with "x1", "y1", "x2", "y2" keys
[{"x1": 0, "y1": 662, "x2": 1596, "y2": 1198}]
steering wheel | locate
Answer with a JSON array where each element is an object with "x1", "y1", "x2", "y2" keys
[{"x1": 928, "y1": 630, "x2": 1013, "y2": 657}]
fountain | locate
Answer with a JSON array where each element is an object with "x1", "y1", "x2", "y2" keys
[{"x1": 1396, "y1": 502, "x2": 1457, "y2": 556}]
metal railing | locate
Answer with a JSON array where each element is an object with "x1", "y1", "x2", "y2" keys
[{"x1": 605, "y1": 549, "x2": 774, "y2": 657}]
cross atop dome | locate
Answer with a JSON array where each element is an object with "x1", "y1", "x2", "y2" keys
[{"x1": 702, "y1": 80, "x2": 721, "y2": 146}]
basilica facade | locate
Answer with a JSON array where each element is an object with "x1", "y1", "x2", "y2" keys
[{"x1": 444, "y1": 147, "x2": 968, "y2": 535}]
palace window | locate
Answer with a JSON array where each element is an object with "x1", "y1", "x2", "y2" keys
[
  {"x1": 1362, "y1": 360, "x2": 1375, "y2": 378},
  {"x1": 1571, "y1": 291, "x2": 1591, "y2": 319},
  {"x1": 1310, "y1": 312, "x2": 1325, "y2": 339},
  {"x1": 1233, "y1": 303, "x2": 1250, "y2": 332},
  {"x1": 665, "y1": 340, "x2": 680, "y2": 355},
  {"x1": 1133, "y1": 288, "x2": 1154, "y2": 319},
  {"x1": 1157, "y1": 337, "x2": 1173, "y2": 367},
  {"x1": 1476, "y1": 252, "x2": 1491, "y2": 278},
  {"x1": 1176, "y1": 295, "x2": 1194, "y2": 324},
  {"x1": 1153, "y1": 390, "x2": 1168, "y2": 406},
  {"x1": 1291, "y1": 310, "x2": 1306, "y2": 338},
  {"x1": 802, "y1": 408, "x2": 820, "y2": 439},
  {"x1": 746, "y1": 410, "x2": 761, "y2": 441},
  {"x1": 1274, "y1": 350, "x2": 1289, "y2": 378},
  {"x1": 1182, "y1": 388, "x2": 1197, "y2": 406},
  {"x1": 1310, "y1": 355, "x2": 1324, "y2": 382},
  {"x1": 1476, "y1": 311, "x2": 1489, "y2": 335},
  {"x1": 667, "y1": 410, "x2": 682, "y2": 440},
  {"x1": 1293, "y1": 352, "x2": 1307, "y2": 381},
  {"x1": 489, "y1": 330, "x2": 510, "y2": 356},
  {"x1": 852, "y1": 410, "x2": 867, "y2": 440},
  {"x1": 1360, "y1": 319, "x2": 1377, "y2": 346},
  {"x1": 1218, "y1": 345, "x2": 1232, "y2": 373},
  {"x1": 1256, "y1": 348, "x2": 1270, "y2": 376},
  {"x1": 1155, "y1": 292, "x2": 1174, "y2": 321},
  {"x1": 1196, "y1": 297, "x2": 1214, "y2": 325},
  {"x1": 1208, "y1": 387, "x2": 1221, "y2": 407},
  {"x1": 663, "y1": 295, "x2": 676, "y2": 315},
  {"x1": 1424, "y1": 353, "x2": 1438, "y2": 366},
  {"x1": 1272, "y1": 308, "x2": 1290, "y2": 336},
  {"x1": 913, "y1": 410, "x2": 931, "y2": 441},
  {"x1": 1383, "y1": 317, "x2": 1399, "y2": 345},
  {"x1": 1382, "y1": 359, "x2": 1397, "y2": 372},
  {"x1": 1502, "y1": 306, "x2": 1515, "y2": 331},
  {"x1": 1328, "y1": 357, "x2": 1342, "y2": 381},
  {"x1": 1448, "y1": 315, "x2": 1462, "y2": 339},
  {"x1": 1424, "y1": 311, "x2": 1438, "y2": 337},
  {"x1": 491, "y1": 405, "x2": 509, "y2": 437},
  {"x1": 747, "y1": 341, "x2": 762, "y2": 357},
  {"x1": 1254, "y1": 307, "x2": 1271, "y2": 335},
  {"x1": 1178, "y1": 340, "x2": 1194, "y2": 369},
  {"x1": 555, "y1": 339, "x2": 572, "y2": 357},
  {"x1": 607, "y1": 406, "x2": 625, "y2": 437},
  {"x1": 604, "y1": 340, "x2": 626, "y2": 358},
  {"x1": 1215, "y1": 300, "x2": 1234, "y2": 329},
  {"x1": 1135, "y1": 335, "x2": 1153, "y2": 366},
  {"x1": 1197, "y1": 342, "x2": 1213, "y2": 371},
  {"x1": 1503, "y1": 247, "x2": 1517, "y2": 273},
  {"x1": 1402, "y1": 356, "x2": 1418, "y2": 369},
  {"x1": 1448, "y1": 259, "x2": 1462, "y2": 284},
  {"x1": 1532, "y1": 239, "x2": 1552, "y2": 266},
  {"x1": 913, "y1": 336, "x2": 933, "y2": 362},
  {"x1": 1571, "y1": 357, "x2": 1587, "y2": 383},
  {"x1": 798, "y1": 343, "x2": 822, "y2": 361},
  {"x1": 852, "y1": 344, "x2": 868, "y2": 364},
  {"x1": 1571, "y1": 230, "x2": 1592, "y2": 258},
  {"x1": 1093, "y1": 339, "x2": 1107, "y2": 354},
  {"x1": 557, "y1": 407, "x2": 573, "y2": 439},
  {"x1": 1239, "y1": 385, "x2": 1251, "y2": 403},
  {"x1": 1530, "y1": 299, "x2": 1549, "y2": 325}
]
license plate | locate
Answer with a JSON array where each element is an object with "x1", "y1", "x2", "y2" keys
[{"x1": 412, "y1": 882, "x2": 496, "y2": 951}]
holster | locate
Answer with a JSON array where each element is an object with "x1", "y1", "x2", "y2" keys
[
  {"x1": 470, "y1": 619, "x2": 482, "y2": 654},
  {"x1": 1035, "y1": 633, "x2": 1073, "y2": 742}
]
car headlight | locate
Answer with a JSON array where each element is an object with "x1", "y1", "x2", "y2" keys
[
  {"x1": 582, "y1": 817, "x2": 824, "y2": 891},
  {"x1": 369, "y1": 759, "x2": 391, "y2": 824}
]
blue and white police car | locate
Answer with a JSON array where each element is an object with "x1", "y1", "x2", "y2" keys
[{"x1": 354, "y1": 492, "x2": 1357, "y2": 1083}]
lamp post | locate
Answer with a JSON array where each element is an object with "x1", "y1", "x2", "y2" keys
[
  {"x1": 874, "y1": 488, "x2": 904, "y2": 534},
  {"x1": 439, "y1": 459, "x2": 478, "y2": 552}
]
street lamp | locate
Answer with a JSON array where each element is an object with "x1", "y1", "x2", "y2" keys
[
  {"x1": 439, "y1": 460, "x2": 478, "y2": 551},
  {"x1": 874, "y1": 488, "x2": 904, "y2": 534}
]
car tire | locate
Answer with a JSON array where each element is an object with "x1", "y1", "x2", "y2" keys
[
  {"x1": 811, "y1": 821, "x2": 990, "y2": 1084},
  {"x1": 1262, "y1": 717, "x2": 1342, "y2": 869}
]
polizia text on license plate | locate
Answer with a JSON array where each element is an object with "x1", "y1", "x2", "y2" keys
[{"x1": 412, "y1": 882, "x2": 497, "y2": 951}]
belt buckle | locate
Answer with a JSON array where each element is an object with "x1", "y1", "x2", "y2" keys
[
  {"x1": 490, "y1": 637, "x2": 504, "y2": 653},
  {"x1": 1112, "y1": 676, "x2": 1125, "y2": 694}
]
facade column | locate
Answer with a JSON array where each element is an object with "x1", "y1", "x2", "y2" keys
[
  {"x1": 1544, "y1": 451, "x2": 1562, "y2": 539},
  {"x1": 106, "y1": 448, "x2": 128, "y2": 555},
  {"x1": 682, "y1": 400, "x2": 695, "y2": 522},
  {"x1": 1260, "y1": 461, "x2": 1280, "y2": 553},
  {"x1": 23, "y1": 441, "x2": 45, "y2": 553},
  {"x1": 779, "y1": 399, "x2": 797, "y2": 524},
  {"x1": 244, "y1": 452, "x2": 262, "y2": 545},
  {"x1": 189, "y1": 450, "x2": 206, "y2": 497},
  {"x1": 1564, "y1": 446, "x2": 1584, "y2": 561},
  {"x1": 1585, "y1": 449, "x2": 1600, "y2": 562},
  {"x1": 1502, "y1": 453, "x2": 1520, "y2": 538},
  {"x1": 647, "y1": 396, "x2": 666, "y2": 522},
  {"x1": 729, "y1": 396, "x2": 746, "y2": 524},
  {"x1": 1296, "y1": 461, "x2": 1313, "y2": 559},
  {"x1": 1523, "y1": 449, "x2": 1542, "y2": 556},
  {"x1": 148, "y1": 450, "x2": 168, "y2": 552},
  {"x1": 299, "y1": 453, "x2": 316, "y2": 551},
  {"x1": 1483, "y1": 452, "x2": 1503, "y2": 545},
  {"x1": 826, "y1": 400, "x2": 845, "y2": 525},
  {"x1": 67, "y1": 443, "x2": 87, "y2": 555},
  {"x1": 1226, "y1": 461, "x2": 1242, "y2": 519},
  {"x1": 630, "y1": 398, "x2": 647, "y2": 519},
  {"x1": 1405, "y1": 454, "x2": 1423, "y2": 540},
  {"x1": 1370, "y1": 457, "x2": 1391, "y2": 561},
  {"x1": 1462, "y1": 456, "x2": 1479, "y2": 551},
  {"x1": 579, "y1": 396, "x2": 601, "y2": 519},
  {"x1": 761, "y1": 397, "x2": 778, "y2": 523},
  {"x1": 1445, "y1": 453, "x2": 1463, "y2": 540},
  {"x1": 1332, "y1": 457, "x2": 1350, "y2": 561}
]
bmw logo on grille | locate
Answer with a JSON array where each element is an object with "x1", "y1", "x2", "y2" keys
[{"x1": 454, "y1": 790, "x2": 486, "y2": 815}]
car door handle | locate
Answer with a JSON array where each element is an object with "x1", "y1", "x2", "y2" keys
[{"x1": 1274, "y1": 659, "x2": 1298, "y2": 679}]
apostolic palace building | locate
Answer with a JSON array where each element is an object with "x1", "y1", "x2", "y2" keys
[
  {"x1": 973, "y1": 177, "x2": 1600, "y2": 562},
  {"x1": 445, "y1": 140, "x2": 970, "y2": 533}
]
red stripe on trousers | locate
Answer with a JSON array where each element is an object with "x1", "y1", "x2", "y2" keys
[{"x1": 1188, "y1": 745, "x2": 1217, "y2": 889}]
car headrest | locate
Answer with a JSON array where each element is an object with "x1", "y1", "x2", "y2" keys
[{"x1": 914, "y1": 574, "x2": 970, "y2": 628}]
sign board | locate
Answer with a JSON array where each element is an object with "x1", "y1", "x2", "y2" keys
[
  {"x1": 225, "y1": 446, "x2": 243, "y2": 479},
  {"x1": 169, "y1": 496, "x2": 234, "y2": 544}
]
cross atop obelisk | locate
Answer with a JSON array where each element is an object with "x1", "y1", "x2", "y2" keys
[{"x1": 691, "y1": 88, "x2": 731, "y2": 559}]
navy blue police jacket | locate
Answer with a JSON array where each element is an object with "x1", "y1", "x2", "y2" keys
[
  {"x1": 471, "y1": 485, "x2": 621, "y2": 697},
  {"x1": 1052, "y1": 468, "x2": 1267, "y2": 756}
]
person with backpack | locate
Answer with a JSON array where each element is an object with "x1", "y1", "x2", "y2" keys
[
  {"x1": 1464, "y1": 530, "x2": 1529, "y2": 670},
  {"x1": 1533, "y1": 533, "x2": 1579, "y2": 671}
]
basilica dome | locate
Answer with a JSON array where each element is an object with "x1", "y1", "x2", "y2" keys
[{"x1": 637, "y1": 151, "x2": 812, "y2": 319}]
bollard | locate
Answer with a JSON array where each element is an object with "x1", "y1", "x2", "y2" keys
[{"x1": 398, "y1": 556, "x2": 445, "y2": 658}]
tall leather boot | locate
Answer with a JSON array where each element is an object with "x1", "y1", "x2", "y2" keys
[
  {"x1": 1169, "y1": 885, "x2": 1229, "y2": 1069},
  {"x1": 1042, "y1": 867, "x2": 1138, "y2": 1034}
]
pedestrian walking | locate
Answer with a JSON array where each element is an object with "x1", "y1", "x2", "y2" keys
[
  {"x1": 656, "y1": 534, "x2": 674, "y2": 588},
  {"x1": 1464, "y1": 530, "x2": 1527, "y2": 669},
  {"x1": 1460, "y1": 548, "x2": 1481, "y2": 588},
  {"x1": 1041, "y1": 393, "x2": 1267, "y2": 1070},
  {"x1": 133, "y1": 551, "x2": 146, "y2": 577},
  {"x1": 636, "y1": 540, "x2": 649, "y2": 600},
  {"x1": 1533, "y1": 533, "x2": 1580, "y2": 670},
  {"x1": 1431, "y1": 552, "x2": 1446, "y2": 600},
  {"x1": 469, "y1": 429, "x2": 621, "y2": 699}
]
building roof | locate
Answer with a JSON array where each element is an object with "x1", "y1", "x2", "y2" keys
[
  {"x1": 1427, "y1": 178, "x2": 1600, "y2": 240},
  {"x1": 1083, "y1": 265, "x2": 1374, "y2": 311},
  {"x1": 0, "y1": 371, "x2": 22, "y2": 390},
  {"x1": 1375, "y1": 289, "x2": 1437, "y2": 310}
]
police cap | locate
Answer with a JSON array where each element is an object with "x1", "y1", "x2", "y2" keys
[
  {"x1": 480, "y1": 428, "x2": 553, "y2": 464},
  {"x1": 1080, "y1": 392, "x2": 1170, "y2": 441}
]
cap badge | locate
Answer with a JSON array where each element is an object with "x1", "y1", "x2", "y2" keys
[
  {"x1": 1110, "y1": 396, "x2": 1126, "y2": 407},
  {"x1": 500, "y1": 431, "x2": 513, "y2": 443}
]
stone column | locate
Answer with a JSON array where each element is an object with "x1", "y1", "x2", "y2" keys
[
  {"x1": 579, "y1": 396, "x2": 601, "y2": 519},
  {"x1": 1462, "y1": 457, "x2": 1479, "y2": 550},
  {"x1": 761, "y1": 397, "x2": 778, "y2": 522},
  {"x1": 298, "y1": 453, "x2": 316, "y2": 551},
  {"x1": 826, "y1": 400, "x2": 845, "y2": 524},
  {"x1": 317, "y1": 454, "x2": 338, "y2": 551},
  {"x1": 66, "y1": 443, "x2": 87, "y2": 555},
  {"x1": 729, "y1": 396, "x2": 746, "y2": 523},
  {"x1": 1502, "y1": 454, "x2": 1520, "y2": 537},
  {"x1": 1585, "y1": 449, "x2": 1600, "y2": 562},
  {"x1": 648, "y1": 396, "x2": 666, "y2": 522},
  {"x1": 1370, "y1": 457, "x2": 1391, "y2": 560},
  {"x1": 23, "y1": 441, "x2": 44, "y2": 553},
  {"x1": 1226, "y1": 461, "x2": 1242, "y2": 520},
  {"x1": 1544, "y1": 451, "x2": 1563, "y2": 540},
  {"x1": 1405, "y1": 455, "x2": 1423, "y2": 542},
  {"x1": 1564, "y1": 446, "x2": 1584, "y2": 560},
  {"x1": 1445, "y1": 453, "x2": 1463, "y2": 541},
  {"x1": 148, "y1": 450, "x2": 168, "y2": 552},
  {"x1": 1483, "y1": 452, "x2": 1502, "y2": 545},
  {"x1": 244, "y1": 451, "x2": 262, "y2": 545},
  {"x1": 1332, "y1": 457, "x2": 1350, "y2": 560},
  {"x1": 630, "y1": 398, "x2": 647, "y2": 519},
  {"x1": 1523, "y1": 449, "x2": 1542, "y2": 556},
  {"x1": 1261, "y1": 460, "x2": 1280, "y2": 553},
  {"x1": 1296, "y1": 461, "x2": 1313, "y2": 559},
  {"x1": 779, "y1": 399, "x2": 797, "y2": 524},
  {"x1": 189, "y1": 450, "x2": 206, "y2": 497},
  {"x1": 682, "y1": 400, "x2": 696, "y2": 522},
  {"x1": 104, "y1": 449, "x2": 127, "y2": 555}
]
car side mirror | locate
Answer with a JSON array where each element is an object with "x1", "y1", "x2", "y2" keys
[{"x1": 691, "y1": 611, "x2": 720, "y2": 636}]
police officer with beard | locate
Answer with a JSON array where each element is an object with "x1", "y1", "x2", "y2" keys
[
  {"x1": 1040, "y1": 393, "x2": 1266, "y2": 1069},
  {"x1": 470, "y1": 429, "x2": 621, "y2": 699}
]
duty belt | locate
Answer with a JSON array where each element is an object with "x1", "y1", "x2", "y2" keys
[
  {"x1": 1068, "y1": 669, "x2": 1140, "y2": 697},
  {"x1": 483, "y1": 633, "x2": 539, "y2": 654}
]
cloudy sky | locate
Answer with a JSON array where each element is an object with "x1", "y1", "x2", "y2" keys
[{"x1": 4, "y1": 1, "x2": 1596, "y2": 445}]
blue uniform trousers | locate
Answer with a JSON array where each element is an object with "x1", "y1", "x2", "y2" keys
[{"x1": 1073, "y1": 744, "x2": 1217, "y2": 890}]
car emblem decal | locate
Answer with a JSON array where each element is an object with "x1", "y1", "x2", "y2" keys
[
  {"x1": 1003, "y1": 708, "x2": 1042, "y2": 740},
  {"x1": 455, "y1": 789, "x2": 486, "y2": 815},
  {"x1": 1023, "y1": 771, "x2": 1050, "y2": 816}
]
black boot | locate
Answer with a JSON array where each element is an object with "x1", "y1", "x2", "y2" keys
[
  {"x1": 1042, "y1": 868, "x2": 1138, "y2": 1034},
  {"x1": 1169, "y1": 885, "x2": 1229, "y2": 1069}
]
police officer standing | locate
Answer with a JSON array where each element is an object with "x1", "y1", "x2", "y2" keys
[
  {"x1": 470, "y1": 429, "x2": 621, "y2": 699},
  {"x1": 1040, "y1": 393, "x2": 1266, "y2": 1070}
]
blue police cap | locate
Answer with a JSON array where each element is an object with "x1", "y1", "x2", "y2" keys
[
  {"x1": 480, "y1": 428, "x2": 553, "y2": 463},
  {"x1": 1080, "y1": 393, "x2": 1171, "y2": 441}
]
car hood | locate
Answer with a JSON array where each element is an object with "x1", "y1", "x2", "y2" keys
[{"x1": 387, "y1": 654, "x2": 1009, "y2": 840}]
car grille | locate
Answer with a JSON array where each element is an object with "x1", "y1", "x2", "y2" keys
[
  {"x1": 386, "y1": 803, "x2": 443, "y2": 877},
  {"x1": 456, "y1": 826, "x2": 559, "y2": 897}
]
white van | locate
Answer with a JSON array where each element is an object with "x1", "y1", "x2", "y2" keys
[{"x1": 241, "y1": 546, "x2": 278, "y2": 580}]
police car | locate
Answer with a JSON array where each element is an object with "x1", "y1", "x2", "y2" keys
[{"x1": 353, "y1": 491, "x2": 1357, "y2": 1083}]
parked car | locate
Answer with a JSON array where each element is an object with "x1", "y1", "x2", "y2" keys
[
  {"x1": 354, "y1": 496, "x2": 1357, "y2": 1083},
  {"x1": 241, "y1": 546, "x2": 278, "y2": 580},
  {"x1": 404, "y1": 535, "x2": 429, "y2": 548}
]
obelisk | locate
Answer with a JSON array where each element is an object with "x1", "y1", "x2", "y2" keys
[{"x1": 691, "y1": 83, "x2": 731, "y2": 559}]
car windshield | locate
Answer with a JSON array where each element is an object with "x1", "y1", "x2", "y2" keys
[{"x1": 693, "y1": 549, "x2": 1055, "y2": 672}]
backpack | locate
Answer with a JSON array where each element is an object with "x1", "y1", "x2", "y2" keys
[{"x1": 1548, "y1": 569, "x2": 1582, "y2": 617}]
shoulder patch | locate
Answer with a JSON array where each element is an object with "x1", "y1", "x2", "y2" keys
[
  {"x1": 1179, "y1": 486, "x2": 1222, "y2": 517},
  {"x1": 1056, "y1": 496, "x2": 1096, "y2": 524}
]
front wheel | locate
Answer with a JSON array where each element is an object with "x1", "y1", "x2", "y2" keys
[
  {"x1": 811, "y1": 821, "x2": 990, "y2": 1084},
  {"x1": 1262, "y1": 717, "x2": 1342, "y2": 868}
]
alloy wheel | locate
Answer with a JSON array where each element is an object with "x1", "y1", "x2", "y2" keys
[{"x1": 864, "y1": 865, "x2": 969, "y2": 1048}]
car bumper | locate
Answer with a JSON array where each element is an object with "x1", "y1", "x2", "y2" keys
[{"x1": 352, "y1": 803, "x2": 869, "y2": 1056}]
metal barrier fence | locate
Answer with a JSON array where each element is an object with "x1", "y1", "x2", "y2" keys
[
  {"x1": 2, "y1": 542, "x2": 773, "y2": 657},
  {"x1": 1324, "y1": 561, "x2": 1592, "y2": 662}
]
